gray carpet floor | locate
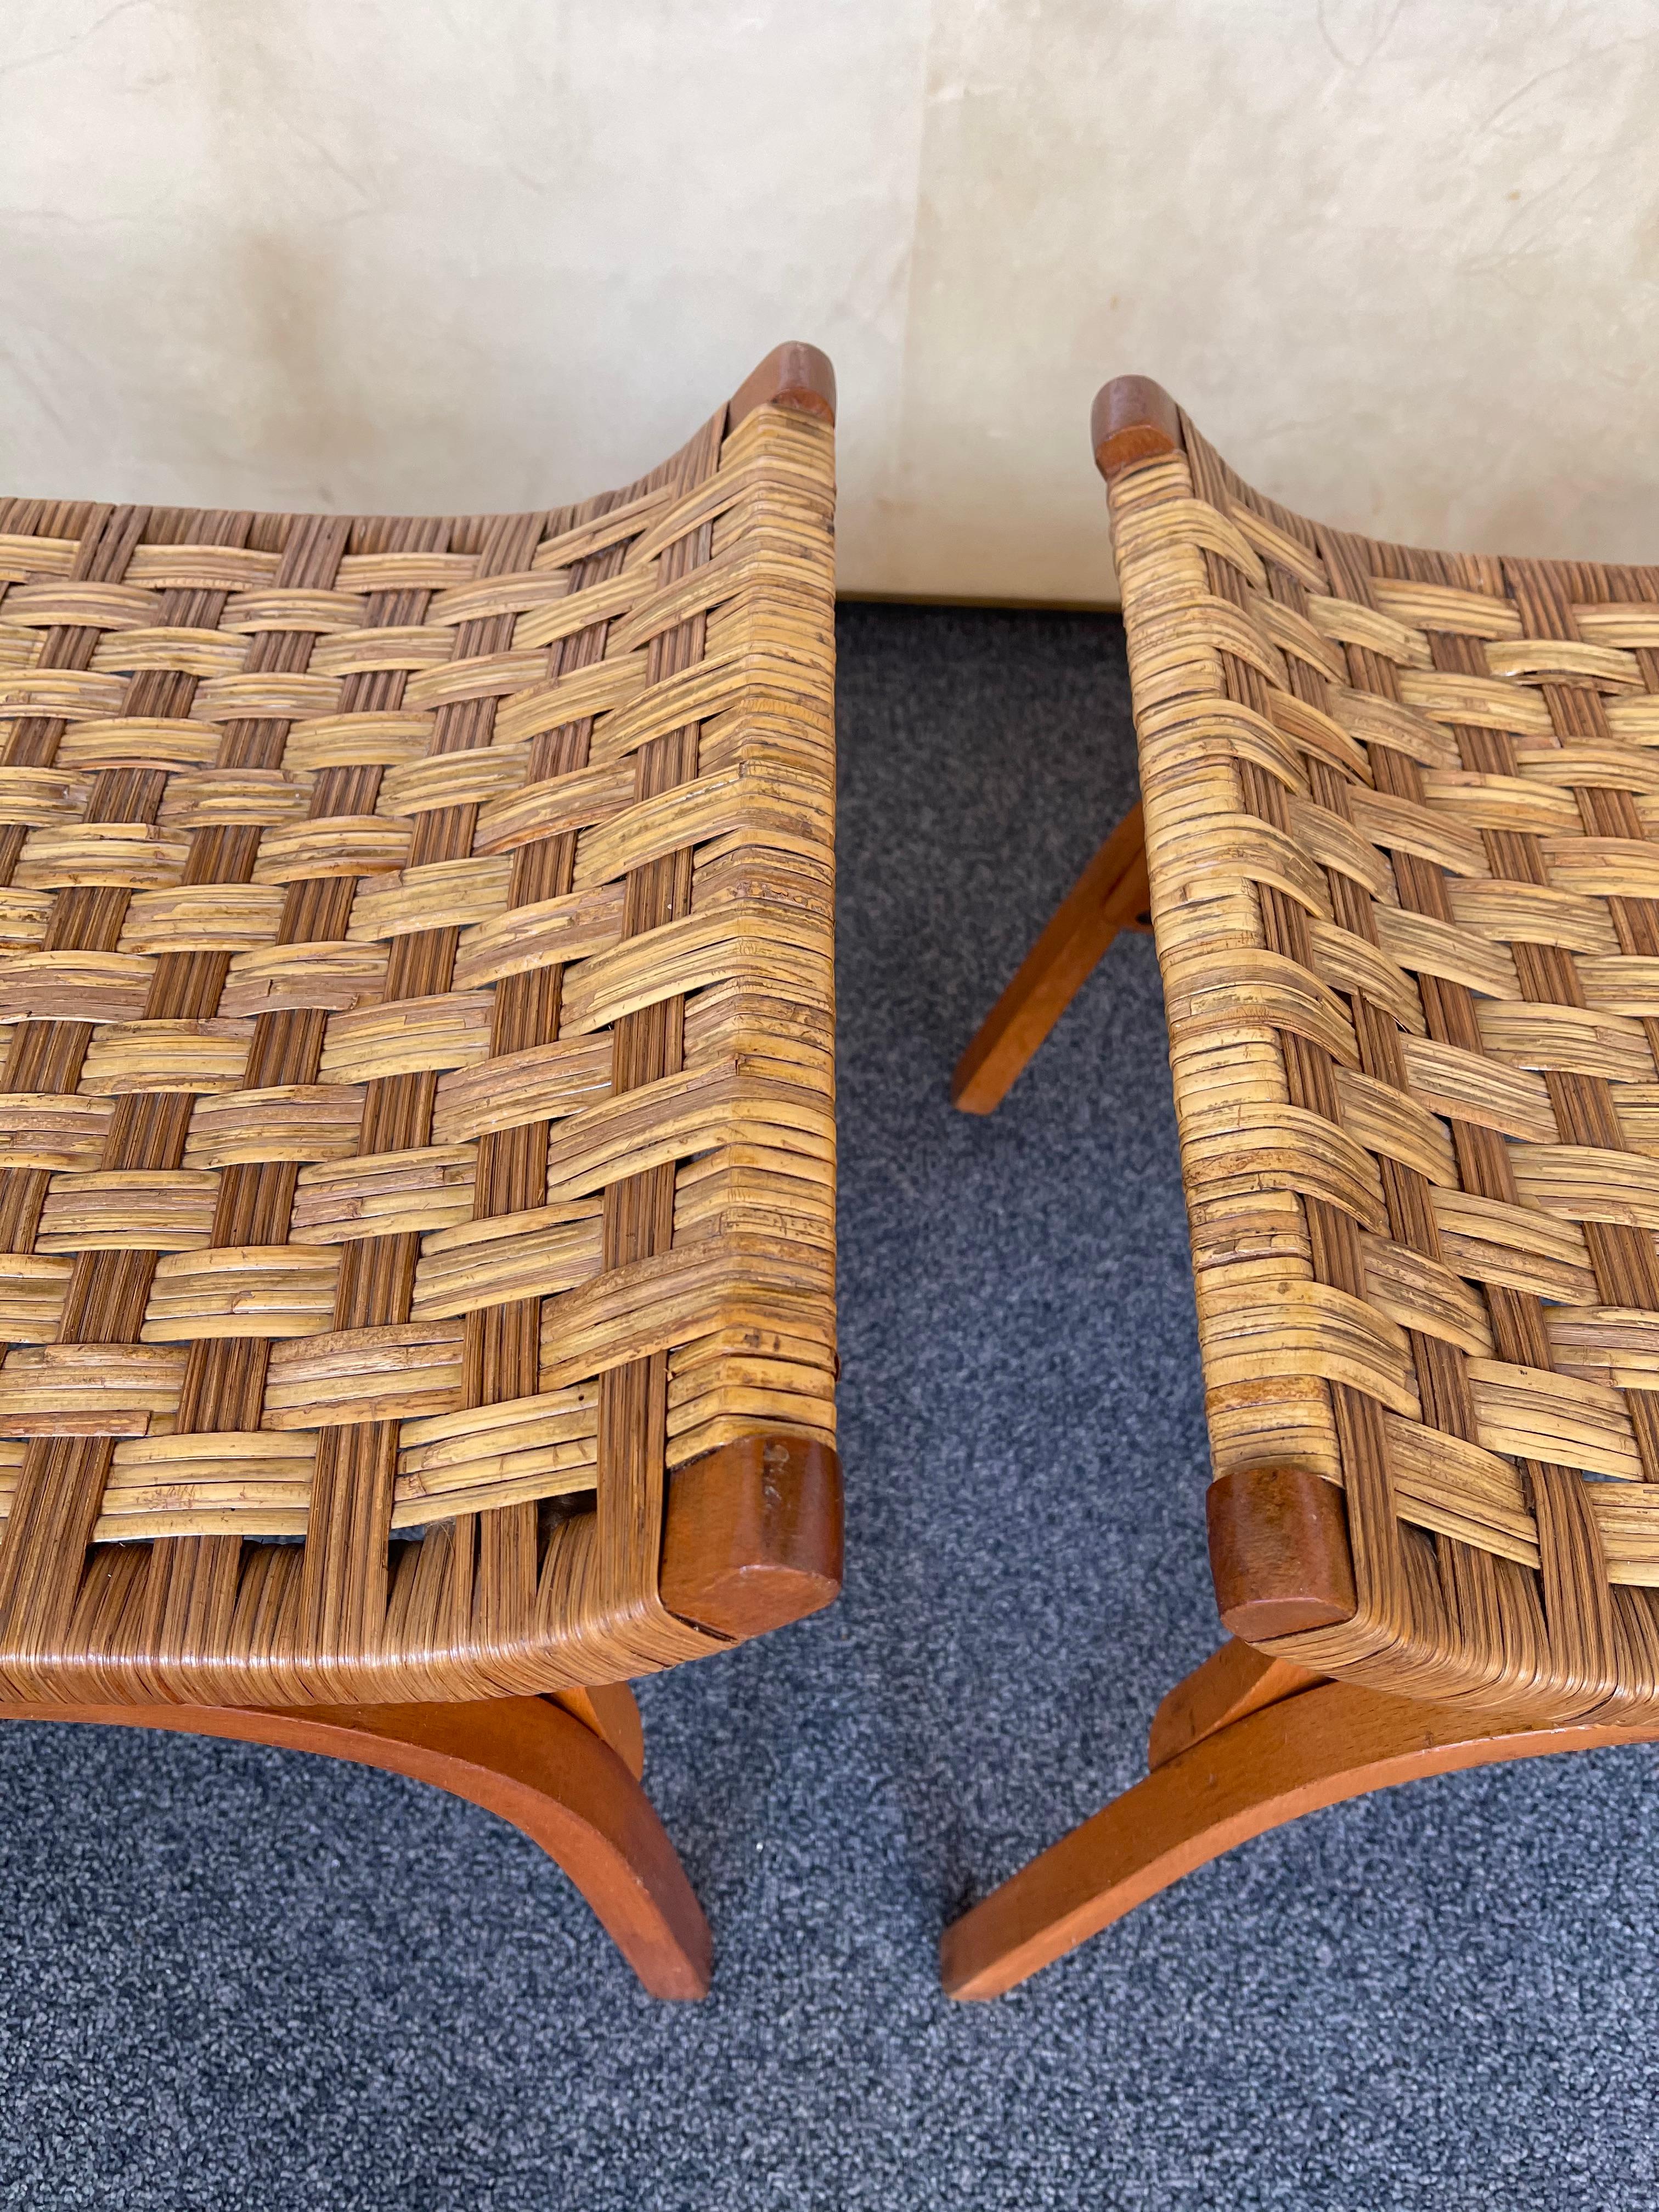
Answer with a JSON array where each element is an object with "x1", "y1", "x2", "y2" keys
[{"x1": 2, "y1": 603, "x2": 1657, "y2": 2208}]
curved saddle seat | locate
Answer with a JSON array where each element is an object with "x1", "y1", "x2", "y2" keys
[
  {"x1": 0, "y1": 343, "x2": 842, "y2": 1713},
  {"x1": 945, "y1": 374, "x2": 1659, "y2": 1997},
  {"x1": 1104, "y1": 377, "x2": 1659, "y2": 1722}
]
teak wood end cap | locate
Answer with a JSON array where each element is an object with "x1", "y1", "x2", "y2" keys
[
  {"x1": 1091, "y1": 376, "x2": 1182, "y2": 481},
  {"x1": 1206, "y1": 1464, "x2": 1357, "y2": 1644},
  {"x1": 660, "y1": 1433, "x2": 843, "y2": 1643},
  {"x1": 728, "y1": 343, "x2": 837, "y2": 431}
]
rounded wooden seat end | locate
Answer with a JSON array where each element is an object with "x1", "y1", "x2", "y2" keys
[
  {"x1": 1091, "y1": 375, "x2": 1182, "y2": 479},
  {"x1": 728, "y1": 342, "x2": 837, "y2": 430},
  {"x1": 1206, "y1": 1465, "x2": 1357, "y2": 1644},
  {"x1": 660, "y1": 1435, "x2": 843, "y2": 1641}
]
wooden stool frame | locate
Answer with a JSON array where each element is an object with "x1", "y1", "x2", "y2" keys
[
  {"x1": 0, "y1": 341, "x2": 844, "y2": 2001},
  {"x1": 943, "y1": 375, "x2": 1659, "y2": 1998}
]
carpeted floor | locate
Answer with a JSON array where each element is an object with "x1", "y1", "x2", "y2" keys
[{"x1": 1, "y1": 603, "x2": 1656, "y2": 2209}]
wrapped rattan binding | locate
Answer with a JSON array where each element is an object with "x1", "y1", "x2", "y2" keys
[
  {"x1": 0, "y1": 347, "x2": 838, "y2": 1705},
  {"x1": 1103, "y1": 377, "x2": 1659, "y2": 1722}
]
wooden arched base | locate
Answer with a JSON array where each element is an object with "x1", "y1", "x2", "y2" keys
[
  {"x1": 0, "y1": 1435, "x2": 844, "y2": 2001},
  {"x1": 940, "y1": 1641, "x2": 1659, "y2": 2000},
  {"x1": 0, "y1": 1688, "x2": 712, "y2": 2000},
  {"x1": 952, "y1": 800, "x2": 1150, "y2": 1114}
]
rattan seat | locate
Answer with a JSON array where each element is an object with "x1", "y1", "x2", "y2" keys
[
  {"x1": 0, "y1": 343, "x2": 842, "y2": 1997},
  {"x1": 943, "y1": 376, "x2": 1659, "y2": 1998}
]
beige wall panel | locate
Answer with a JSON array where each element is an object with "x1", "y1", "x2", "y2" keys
[
  {"x1": 895, "y1": 0, "x2": 1659, "y2": 602},
  {"x1": 0, "y1": 1, "x2": 932, "y2": 569},
  {"x1": 2, "y1": 1, "x2": 1654, "y2": 602}
]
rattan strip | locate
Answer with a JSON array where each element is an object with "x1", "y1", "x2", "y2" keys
[
  {"x1": 0, "y1": 397, "x2": 836, "y2": 1703},
  {"x1": 1113, "y1": 412, "x2": 1659, "y2": 1719}
]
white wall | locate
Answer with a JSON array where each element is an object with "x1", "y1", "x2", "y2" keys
[{"x1": 3, "y1": 1, "x2": 1656, "y2": 601}]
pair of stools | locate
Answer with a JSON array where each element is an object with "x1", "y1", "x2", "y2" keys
[{"x1": 3, "y1": 344, "x2": 1658, "y2": 2002}]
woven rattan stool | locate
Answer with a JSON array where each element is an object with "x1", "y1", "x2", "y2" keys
[
  {"x1": 943, "y1": 375, "x2": 1659, "y2": 1998},
  {"x1": 0, "y1": 342, "x2": 840, "y2": 1999}
]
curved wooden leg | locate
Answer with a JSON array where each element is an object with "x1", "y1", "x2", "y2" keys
[
  {"x1": 940, "y1": 1677, "x2": 1659, "y2": 2000},
  {"x1": 952, "y1": 801, "x2": 1149, "y2": 1115},
  {"x1": 0, "y1": 1692, "x2": 712, "y2": 2000}
]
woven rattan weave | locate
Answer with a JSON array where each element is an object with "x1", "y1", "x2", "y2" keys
[
  {"x1": 1113, "y1": 391, "x2": 1659, "y2": 1723},
  {"x1": 0, "y1": 370, "x2": 836, "y2": 1706},
  {"x1": 939, "y1": 376, "x2": 1659, "y2": 2001}
]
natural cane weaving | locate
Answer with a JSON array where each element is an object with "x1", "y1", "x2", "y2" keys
[
  {"x1": 0, "y1": 396, "x2": 836, "y2": 1703},
  {"x1": 1115, "y1": 409, "x2": 1659, "y2": 1720}
]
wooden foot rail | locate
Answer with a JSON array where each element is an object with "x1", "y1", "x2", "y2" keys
[
  {"x1": 952, "y1": 802, "x2": 1149, "y2": 1114},
  {"x1": 0, "y1": 1688, "x2": 713, "y2": 2000},
  {"x1": 940, "y1": 1657, "x2": 1657, "y2": 2000}
]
